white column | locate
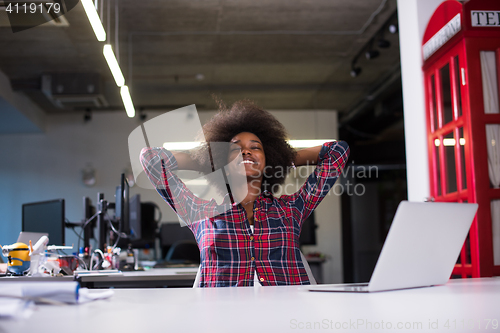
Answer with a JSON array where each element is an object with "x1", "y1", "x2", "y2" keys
[{"x1": 397, "y1": 0, "x2": 443, "y2": 201}]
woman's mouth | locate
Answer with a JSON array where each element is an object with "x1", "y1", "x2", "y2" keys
[{"x1": 240, "y1": 159, "x2": 257, "y2": 165}]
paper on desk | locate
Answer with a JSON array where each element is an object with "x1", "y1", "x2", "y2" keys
[
  {"x1": 79, "y1": 288, "x2": 114, "y2": 303},
  {"x1": 0, "y1": 298, "x2": 34, "y2": 319},
  {"x1": 0, "y1": 285, "x2": 34, "y2": 319},
  {"x1": 0, "y1": 281, "x2": 113, "y2": 319},
  {"x1": 20, "y1": 281, "x2": 81, "y2": 304}
]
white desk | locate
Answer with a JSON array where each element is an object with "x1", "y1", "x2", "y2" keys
[{"x1": 1, "y1": 278, "x2": 499, "y2": 333}]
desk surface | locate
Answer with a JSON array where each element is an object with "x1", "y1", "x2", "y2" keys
[{"x1": 1, "y1": 278, "x2": 499, "y2": 333}]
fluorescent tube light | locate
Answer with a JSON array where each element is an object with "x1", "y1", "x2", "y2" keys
[
  {"x1": 163, "y1": 142, "x2": 202, "y2": 151},
  {"x1": 434, "y1": 138, "x2": 466, "y2": 146},
  {"x1": 81, "y1": 0, "x2": 106, "y2": 42},
  {"x1": 162, "y1": 140, "x2": 335, "y2": 151},
  {"x1": 288, "y1": 140, "x2": 335, "y2": 148},
  {"x1": 103, "y1": 44, "x2": 125, "y2": 87},
  {"x1": 120, "y1": 86, "x2": 135, "y2": 118}
]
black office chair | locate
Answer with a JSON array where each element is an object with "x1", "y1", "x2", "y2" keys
[{"x1": 165, "y1": 240, "x2": 200, "y2": 264}]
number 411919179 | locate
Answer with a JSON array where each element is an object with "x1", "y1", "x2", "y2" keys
[{"x1": 5, "y1": 2, "x2": 61, "y2": 14}]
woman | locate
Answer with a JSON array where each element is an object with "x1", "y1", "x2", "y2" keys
[{"x1": 141, "y1": 100, "x2": 349, "y2": 287}]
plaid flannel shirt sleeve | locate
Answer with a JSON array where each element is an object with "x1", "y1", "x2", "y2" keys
[
  {"x1": 140, "y1": 147, "x2": 220, "y2": 229},
  {"x1": 289, "y1": 140, "x2": 350, "y2": 226}
]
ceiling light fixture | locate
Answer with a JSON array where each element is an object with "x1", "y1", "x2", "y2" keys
[
  {"x1": 348, "y1": 10, "x2": 398, "y2": 78},
  {"x1": 163, "y1": 142, "x2": 203, "y2": 151},
  {"x1": 377, "y1": 39, "x2": 391, "y2": 48},
  {"x1": 434, "y1": 138, "x2": 465, "y2": 146},
  {"x1": 81, "y1": 0, "x2": 106, "y2": 42},
  {"x1": 103, "y1": 44, "x2": 125, "y2": 87},
  {"x1": 365, "y1": 49, "x2": 380, "y2": 60},
  {"x1": 365, "y1": 40, "x2": 380, "y2": 60},
  {"x1": 350, "y1": 63, "x2": 362, "y2": 78},
  {"x1": 388, "y1": 24, "x2": 398, "y2": 34},
  {"x1": 377, "y1": 26, "x2": 391, "y2": 49},
  {"x1": 288, "y1": 140, "x2": 336, "y2": 148},
  {"x1": 120, "y1": 86, "x2": 135, "y2": 118},
  {"x1": 162, "y1": 139, "x2": 335, "y2": 151}
]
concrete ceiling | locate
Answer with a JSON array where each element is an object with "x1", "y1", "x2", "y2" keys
[{"x1": 0, "y1": 0, "x2": 400, "y2": 128}]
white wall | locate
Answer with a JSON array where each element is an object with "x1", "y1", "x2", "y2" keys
[
  {"x1": 0, "y1": 69, "x2": 46, "y2": 133},
  {"x1": 0, "y1": 108, "x2": 343, "y2": 283},
  {"x1": 397, "y1": 0, "x2": 443, "y2": 201}
]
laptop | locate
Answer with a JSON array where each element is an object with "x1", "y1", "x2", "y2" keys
[
  {"x1": 308, "y1": 201, "x2": 478, "y2": 293},
  {"x1": 17, "y1": 232, "x2": 49, "y2": 247}
]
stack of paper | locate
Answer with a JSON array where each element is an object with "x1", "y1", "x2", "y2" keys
[{"x1": 0, "y1": 281, "x2": 113, "y2": 319}]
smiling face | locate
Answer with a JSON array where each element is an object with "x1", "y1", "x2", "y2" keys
[{"x1": 228, "y1": 132, "x2": 266, "y2": 180}]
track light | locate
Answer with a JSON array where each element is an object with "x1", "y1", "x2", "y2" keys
[
  {"x1": 350, "y1": 65, "x2": 362, "y2": 78},
  {"x1": 139, "y1": 108, "x2": 147, "y2": 121},
  {"x1": 388, "y1": 24, "x2": 398, "y2": 34},
  {"x1": 365, "y1": 49, "x2": 380, "y2": 60},
  {"x1": 349, "y1": 12, "x2": 397, "y2": 78},
  {"x1": 377, "y1": 39, "x2": 391, "y2": 48},
  {"x1": 84, "y1": 109, "x2": 92, "y2": 122}
]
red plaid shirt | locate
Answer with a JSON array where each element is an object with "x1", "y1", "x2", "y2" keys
[{"x1": 140, "y1": 141, "x2": 349, "y2": 287}]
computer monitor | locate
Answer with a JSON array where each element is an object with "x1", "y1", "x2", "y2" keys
[
  {"x1": 299, "y1": 212, "x2": 317, "y2": 246},
  {"x1": 117, "y1": 199, "x2": 160, "y2": 249},
  {"x1": 129, "y1": 194, "x2": 141, "y2": 240},
  {"x1": 22, "y1": 199, "x2": 65, "y2": 245},
  {"x1": 115, "y1": 173, "x2": 131, "y2": 236},
  {"x1": 83, "y1": 197, "x2": 96, "y2": 249}
]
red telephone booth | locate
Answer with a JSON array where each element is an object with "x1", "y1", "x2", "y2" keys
[{"x1": 422, "y1": 0, "x2": 500, "y2": 278}]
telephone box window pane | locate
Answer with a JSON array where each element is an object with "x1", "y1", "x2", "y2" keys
[
  {"x1": 444, "y1": 131, "x2": 457, "y2": 193},
  {"x1": 492, "y1": 200, "x2": 500, "y2": 265},
  {"x1": 486, "y1": 124, "x2": 500, "y2": 188},
  {"x1": 462, "y1": 200, "x2": 471, "y2": 265},
  {"x1": 480, "y1": 51, "x2": 499, "y2": 114},
  {"x1": 454, "y1": 56, "x2": 463, "y2": 118},
  {"x1": 464, "y1": 233, "x2": 471, "y2": 264},
  {"x1": 435, "y1": 141, "x2": 442, "y2": 196},
  {"x1": 459, "y1": 127, "x2": 467, "y2": 190},
  {"x1": 440, "y1": 64, "x2": 454, "y2": 124},
  {"x1": 431, "y1": 75, "x2": 438, "y2": 131}
]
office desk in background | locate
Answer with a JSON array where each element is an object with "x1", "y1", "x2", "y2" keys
[
  {"x1": 0, "y1": 267, "x2": 198, "y2": 289},
  {"x1": 76, "y1": 267, "x2": 198, "y2": 288},
  {"x1": 1, "y1": 278, "x2": 499, "y2": 333}
]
